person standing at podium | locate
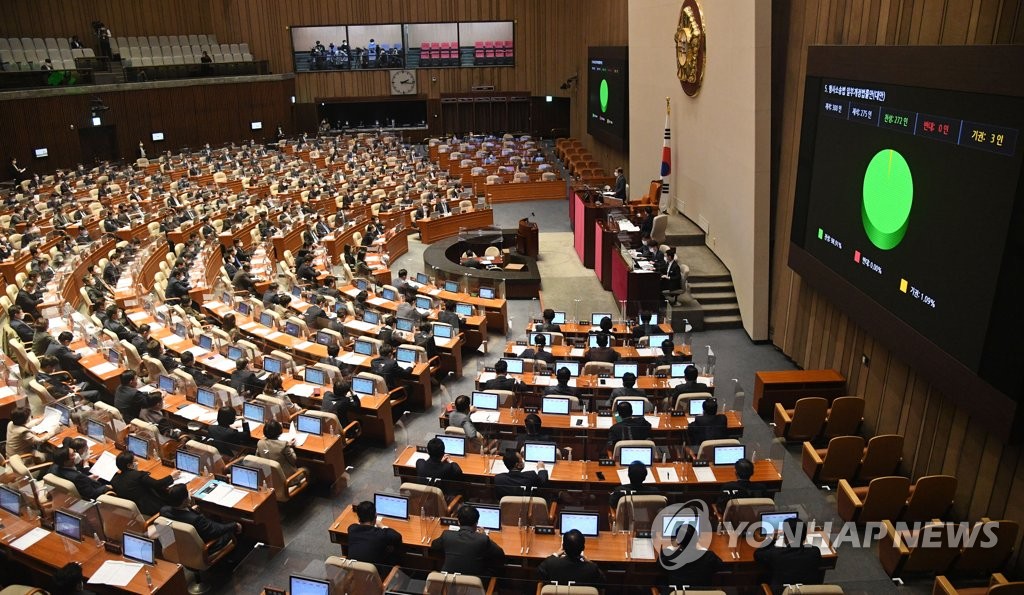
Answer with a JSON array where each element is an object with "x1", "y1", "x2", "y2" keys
[{"x1": 613, "y1": 167, "x2": 627, "y2": 200}]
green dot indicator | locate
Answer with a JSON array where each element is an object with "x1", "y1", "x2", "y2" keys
[
  {"x1": 599, "y1": 79, "x2": 609, "y2": 113},
  {"x1": 818, "y1": 228, "x2": 824, "y2": 240},
  {"x1": 862, "y1": 149, "x2": 913, "y2": 250}
]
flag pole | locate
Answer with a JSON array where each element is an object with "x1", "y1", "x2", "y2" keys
[{"x1": 660, "y1": 97, "x2": 672, "y2": 213}]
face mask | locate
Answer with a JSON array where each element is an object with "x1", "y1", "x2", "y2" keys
[{"x1": 72, "y1": 452, "x2": 83, "y2": 466}]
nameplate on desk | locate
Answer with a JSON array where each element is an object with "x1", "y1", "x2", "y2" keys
[
  {"x1": 439, "y1": 517, "x2": 458, "y2": 526},
  {"x1": 597, "y1": 411, "x2": 613, "y2": 417},
  {"x1": 655, "y1": 373, "x2": 668, "y2": 379},
  {"x1": 692, "y1": 460, "x2": 709, "y2": 467},
  {"x1": 515, "y1": 340, "x2": 527, "y2": 346},
  {"x1": 636, "y1": 530, "x2": 652, "y2": 539},
  {"x1": 104, "y1": 542, "x2": 122, "y2": 554},
  {"x1": 416, "y1": 445, "x2": 428, "y2": 453},
  {"x1": 534, "y1": 525, "x2": 555, "y2": 535},
  {"x1": 524, "y1": 407, "x2": 538, "y2": 414},
  {"x1": 598, "y1": 374, "x2": 610, "y2": 378},
  {"x1": 264, "y1": 588, "x2": 286, "y2": 595},
  {"x1": 670, "y1": 411, "x2": 687, "y2": 417},
  {"x1": 598, "y1": 459, "x2": 615, "y2": 467},
  {"x1": 483, "y1": 367, "x2": 495, "y2": 372}
]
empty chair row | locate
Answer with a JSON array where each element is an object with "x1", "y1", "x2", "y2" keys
[
  {"x1": 112, "y1": 34, "x2": 219, "y2": 49},
  {"x1": 0, "y1": 51, "x2": 82, "y2": 71},
  {"x1": 119, "y1": 42, "x2": 249, "y2": 58},
  {"x1": 802, "y1": 433, "x2": 902, "y2": 485},
  {"x1": 0, "y1": 36, "x2": 78, "y2": 52},
  {"x1": 122, "y1": 53, "x2": 252, "y2": 68},
  {"x1": 879, "y1": 518, "x2": 1019, "y2": 578},
  {"x1": 838, "y1": 474, "x2": 957, "y2": 524},
  {"x1": 774, "y1": 395, "x2": 864, "y2": 443}
]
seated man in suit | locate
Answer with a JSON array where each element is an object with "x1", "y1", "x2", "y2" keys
[
  {"x1": 370, "y1": 344, "x2": 414, "y2": 391},
  {"x1": 606, "y1": 400, "x2": 652, "y2": 452},
  {"x1": 537, "y1": 529, "x2": 606, "y2": 588},
  {"x1": 717, "y1": 458, "x2": 769, "y2": 510},
  {"x1": 347, "y1": 500, "x2": 403, "y2": 577},
  {"x1": 51, "y1": 447, "x2": 112, "y2": 500},
  {"x1": 481, "y1": 359, "x2": 521, "y2": 392},
  {"x1": 429, "y1": 504, "x2": 506, "y2": 578},
  {"x1": 753, "y1": 518, "x2": 824, "y2": 593},
  {"x1": 114, "y1": 371, "x2": 161, "y2": 422},
  {"x1": 179, "y1": 351, "x2": 216, "y2": 388},
  {"x1": 608, "y1": 460, "x2": 658, "y2": 508},
  {"x1": 416, "y1": 437, "x2": 464, "y2": 496},
  {"x1": 631, "y1": 311, "x2": 660, "y2": 339},
  {"x1": 494, "y1": 451, "x2": 547, "y2": 500},
  {"x1": 8, "y1": 305, "x2": 34, "y2": 343},
  {"x1": 161, "y1": 484, "x2": 241, "y2": 553},
  {"x1": 659, "y1": 523, "x2": 722, "y2": 592},
  {"x1": 584, "y1": 332, "x2": 619, "y2": 363},
  {"x1": 610, "y1": 372, "x2": 647, "y2": 400},
  {"x1": 520, "y1": 333, "x2": 555, "y2": 366},
  {"x1": 535, "y1": 308, "x2": 561, "y2": 333},
  {"x1": 671, "y1": 364, "x2": 710, "y2": 401},
  {"x1": 45, "y1": 331, "x2": 90, "y2": 384},
  {"x1": 231, "y1": 262, "x2": 260, "y2": 295},
  {"x1": 437, "y1": 301, "x2": 461, "y2": 333},
  {"x1": 207, "y1": 406, "x2": 251, "y2": 457},
  {"x1": 687, "y1": 397, "x2": 728, "y2": 448},
  {"x1": 229, "y1": 358, "x2": 266, "y2": 396},
  {"x1": 654, "y1": 339, "x2": 688, "y2": 367},
  {"x1": 542, "y1": 366, "x2": 580, "y2": 398},
  {"x1": 111, "y1": 451, "x2": 174, "y2": 516}
]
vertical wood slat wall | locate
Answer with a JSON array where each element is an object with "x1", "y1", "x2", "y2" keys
[
  {"x1": 1, "y1": 0, "x2": 628, "y2": 174},
  {"x1": 771, "y1": 0, "x2": 1024, "y2": 572}
]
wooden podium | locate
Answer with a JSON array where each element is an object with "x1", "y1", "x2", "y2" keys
[{"x1": 516, "y1": 217, "x2": 538, "y2": 257}]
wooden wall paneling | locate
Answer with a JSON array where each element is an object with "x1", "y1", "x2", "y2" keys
[
  {"x1": 938, "y1": 395, "x2": 969, "y2": 475},
  {"x1": 942, "y1": 0, "x2": 976, "y2": 42},
  {"x1": 898, "y1": 374, "x2": 927, "y2": 469},
  {"x1": 969, "y1": 435, "x2": 1005, "y2": 519},
  {"x1": 876, "y1": 358, "x2": 908, "y2": 436}
]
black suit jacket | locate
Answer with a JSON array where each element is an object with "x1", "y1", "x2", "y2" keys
[
  {"x1": 159, "y1": 505, "x2": 236, "y2": 543},
  {"x1": 370, "y1": 357, "x2": 410, "y2": 390},
  {"x1": 429, "y1": 527, "x2": 505, "y2": 577},
  {"x1": 347, "y1": 524, "x2": 402, "y2": 575},
  {"x1": 206, "y1": 422, "x2": 251, "y2": 456},
  {"x1": 111, "y1": 468, "x2": 172, "y2": 516},
  {"x1": 537, "y1": 554, "x2": 606, "y2": 588},
  {"x1": 230, "y1": 369, "x2": 265, "y2": 396},
  {"x1": 10, "y1": 319, "x2": 33, "y2": 343},
  {"x1": 614, "y1": 174, "x2": 627, "y2": 199},
  {"x1": 672, "y1": 380, "x2": 711, "y2": 399},
  {"x1": 688, "y1": 414, "x2": 728, "y2": 446},
  {"x1": 753, "y1": 542, "x2": 825, "y2": 593},
  {"x1": 481, "y1": 375, "x2": 519, "y2": 392},
  {"x1": 607, "y1": 416, "x2": 652, "y2": 449},
  {"x1": 55, "y1": 465, "x2": 109, "y2": 500},
  {"x1": 494, "y1": 469, "x2": 548, "y2": 500},
  {"x1": 659, "y1": 546, "x2": 723, "y2": 589}
]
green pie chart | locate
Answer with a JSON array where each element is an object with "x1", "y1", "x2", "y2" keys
[
  {"x1": 862, "y1": 149, "x2": 913, "y2": 250},
  {"x1": 599, "y1": 79, "x2": 609, "y2": 113}
]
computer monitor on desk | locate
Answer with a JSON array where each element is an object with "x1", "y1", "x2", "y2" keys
[
  {"x1": 381, "y1": 287, "x2": 397, "y2": 301},
  {"x1": 619, "y1": 445, "x2": 653, "y2": 467},
  {"x1": 243, "y1": 402, "x2": 266, "y2": 425},
  {"x1": 614, "y1": 363, "x2": 639, "y2": 378},
  {"x1": 713, "y1": 444, "x2": 746, "y2": 466},
  {"x1": 175, "y1": 450, "x2": 201, "y2": 476},
  {"x1": 523, "y1": 442, "x2": 557, "y2": 464},
  {"x1": 197, "y1": 334, "x2": 215, "y2": 351},
  {"x1": 479, "y1": 286, "x2": 495, "y2": 299},
  {"x1": 646, "y1": 334, "x2": 670, "y2": 349},
  {"x1": 122, "y1": 532, "x2": 156, "y2": 565},
  {"x1": 551, "y1": 311, "x2": 566, "y2": 324},
  {"x1": 541, "y1": 397, "x2": 570, "y2": 415},
  {"x1": 435, "y1": 434, "x2": 466, "y2": 457},
  {"x1": 374, "y1": 493, "x2": 409, "y2": 520},
  {"x1": 554, "y1": 360, "x2": 580, "y2": 377},
  {"x1": 296, "y1": 414, "x2": 323, "y2": 436},
  {"x1": 433, "y1": 323, "x2": 453, "y2": 339},
  {"x1": 444, "y1": 280, "x2": 460, "y2": 293},
  {"x1": 353, "y1": 340, "x2": 375, "y2": 356},
  {"x1": 126, "y1": 435, "x2": 151, "y2": 459},
  {"x1": 0, "y1": 485, "x2": 21, "y2": 515},
  {"x1": 263, "y1": 356, "x2": 284, "y2": 375},
  {"x1": 352, "y1": 376, "x2": 375, "y2": 397},
  {"x1": 158, "y1": 374, "x2": 176, "y2": 393},
  {"x1": 591, "y1": 313, "x2": 612, "y2": 326},
  {"x1": 500, "y1": 357, "x2": 524, "y2": 375},
  {"x1": 455, "y1": 303, "x2": 474, "y2": 316},
  {"x1": 54, "y1": 510, "x2": 83, "y2": 541},
  {"x1": 396, "y1": 318, "x2": 415, "y2": 332},
  {"x1": 304, "y1": 367, "x2": 327, "y2": 386},
  {"x1": 476, "y1": 505, "x2": 501, "y2": 531},
  {"x1": 472, "y1": 391, "x2": 499, "y2": 410},
  {"x1": 290, "y1": 576, "x2": 330, "y2": 595},
  {"x1": 230, "y1": 464, "x2": 260, "y2": 491},
  {"x1": 560, "y1": 512, "x2": 599, "y2": 537}
]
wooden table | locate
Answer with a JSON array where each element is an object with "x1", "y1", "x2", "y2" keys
[
  {"x1": 501, "y1": 341, "x2": 692, "y2": 364},
  {"x1": 752, "y1": 369, "x2": 847, "y2": 418},
  {"x1": 418, "y1": 209, "x2": 495, "y2": 244},
  {"x1": 473, "y1": 371, "x2": 716, "y2": 403},
  {"x1": 326, "y1": 507, "x2": 836, "y2": 589}
]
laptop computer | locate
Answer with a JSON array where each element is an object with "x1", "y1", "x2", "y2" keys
[
  {"x1": 614, "y1": 363, "x2": 639, "y2": 378},
  {"x1": 289, "y1": 576, "x2": 330, "y2": 595}
]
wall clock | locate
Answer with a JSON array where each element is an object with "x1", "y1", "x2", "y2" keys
[{"x1": 389, "y1": 69, "x2": 417, "y2": 95}]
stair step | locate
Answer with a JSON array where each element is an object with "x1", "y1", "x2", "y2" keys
[
  {"x1": 692, "y1": 291, "x2": 736, "y2": 304},
  {"x1": 701, "y1": 302, "x2": 740, "y2": 314},
  {"x1": 704, "y1": 314, "x2": 744, "y2": 329},
  {"x1": 689, "y1": 282, "x2": 734, "y2": 293}
]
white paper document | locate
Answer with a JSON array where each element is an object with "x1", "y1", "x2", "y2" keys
[
  {"x1": 630, "y1": 538, "x2": 656, "y2": 559},
  {"x1": 644, "y1": 416, "x2": 661, "y2": 428},
  {"x1": 10, "y1": 527, "x2": 50, "y2": 551},
  {"x1": 87, "y1": 560, "x2": 142, "y2": 587},
  {"x1": 280, "y1": 430, "x2": 308, "y2": 447},
  {"x1": 692, "y1": 467, "x2": 718, "y2": 483},
  {"x1": 617, "y1": 468, "x2": 657, "y2": 485},
  {"x1": 595, "y1": 417, "x2": 613, "y2": 429},
  {"x1": 470, "y1": 411, "x2": 500, "y2": 424},
  {"x1": 405, "y1": 451, "x2": 429, "y2": 466},
  {"x1": 287, "y1": 384, "x2": 316, "y2": 398},
  {"x1": 127, "y1": 312, "x2": 149, "y2": 322},
  {"x1": 172, "y1": 472, "x2": 196, "y2": 485},
  {"x1": 89, "y1": 362, "x2": 118, "y2": 376},
  {"x1": 90, "y1": 451, "x2": 119, "y2": 482},
  {"x1": 174, "y1": 403, "x2": 209, "y2": 421},
  {"x1": 655, "y1": 466, "x2": 680, "y2": 483},
  {"x1": 341, "y1": 353, "x2": 367, "y2": 366},
  {"x1": 294, "y1": 341, "x2": 314, "y2": 350},
  {"x1": 367, "y1": 297, "x2": 388, "y2": 306}
]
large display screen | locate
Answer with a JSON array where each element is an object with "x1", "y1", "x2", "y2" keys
[
  {"x1": 586, "y1": 46, "x2": 628, "y2": 151},
  {"x1": 790, "y1": 50, "x2": 1024, "y2": 416},
  {"x1": 290, "y1": 21, "x2": 513, "y2": 72}
]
